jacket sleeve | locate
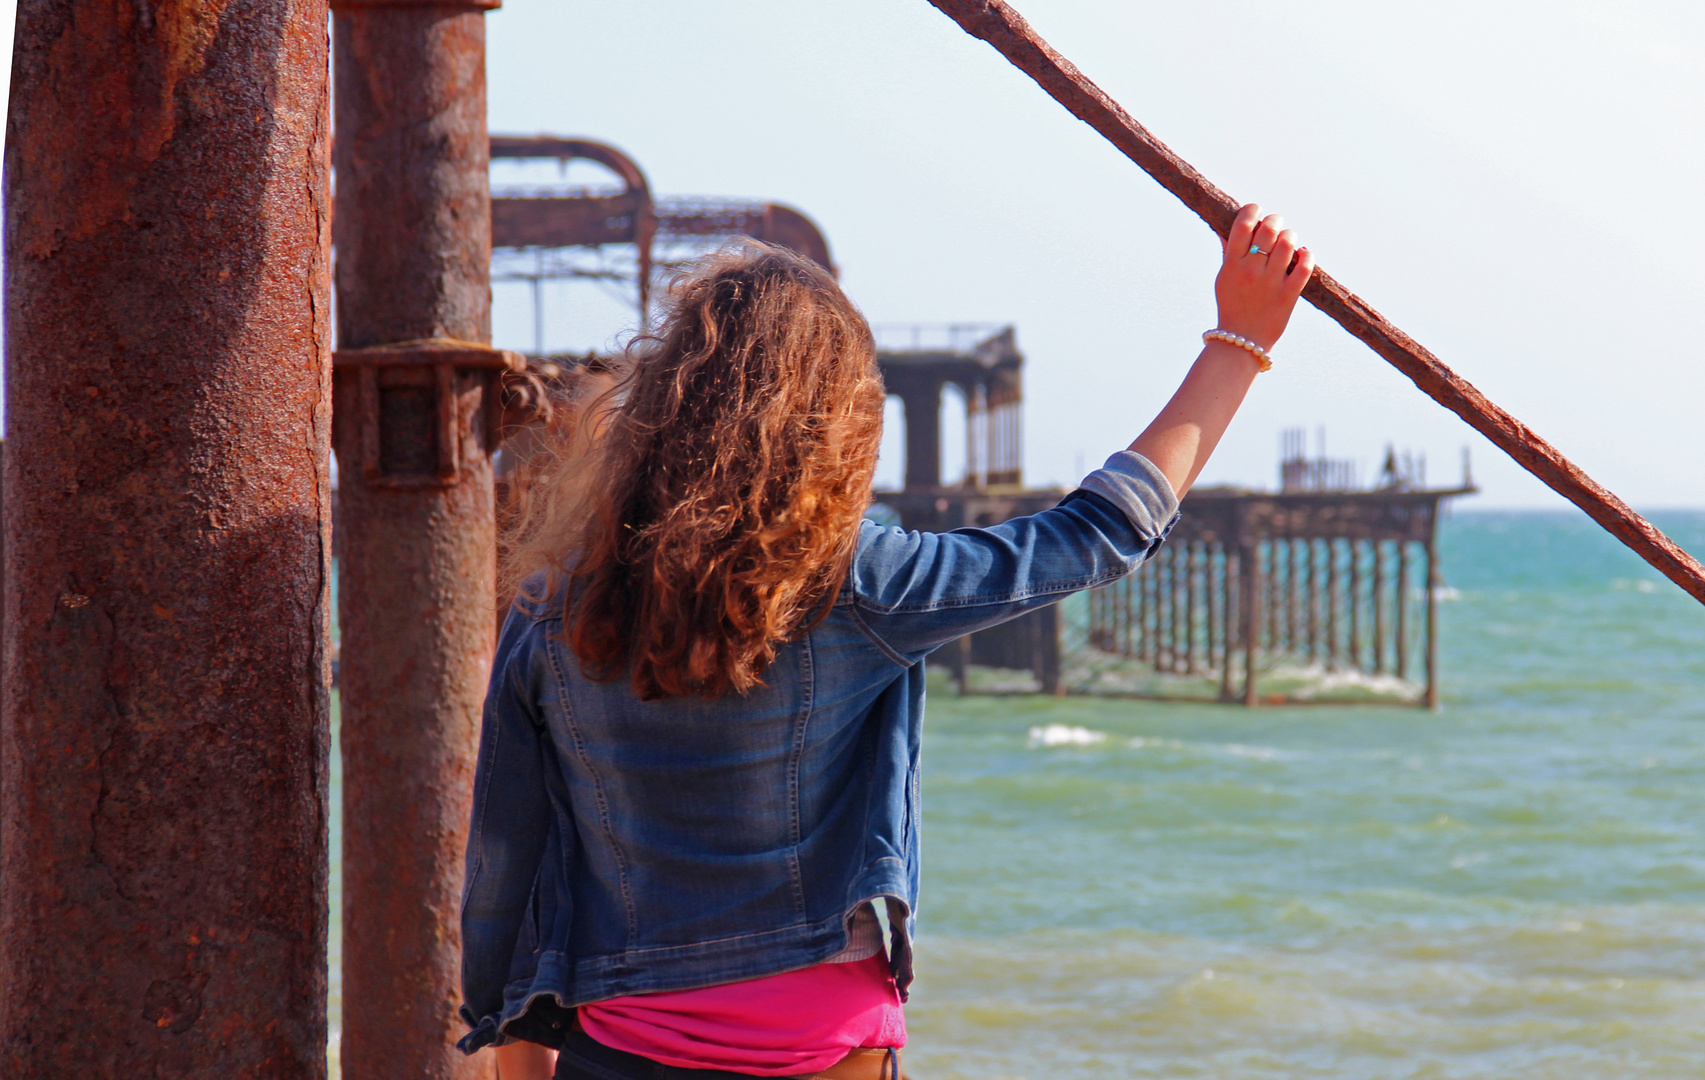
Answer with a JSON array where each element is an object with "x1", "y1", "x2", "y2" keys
[
  {"x1": 457, "y1": 603, "x2": 561, "y2": 1052},
  {"x1": 849, "y1": 450, "x2": 1179, "y2": 662}
]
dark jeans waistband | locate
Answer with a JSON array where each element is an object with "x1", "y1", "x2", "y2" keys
[
  {"x1": 553, "y1": 1028, "x2": 777, "y2": 1080},
  {"x1": 552, "y1": 1029, "x2": 902, "y2": 1080}
]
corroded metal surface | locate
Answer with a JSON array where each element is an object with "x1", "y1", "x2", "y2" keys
[
  {"x1": 927, "y1": 0, "x2": 1705, "y2": 605},
  {"x1": 488, "y1": 135, "x2": 839, "y2": 323},
  {"x1": 331, "y1": 2, "x2": 501, "y2": 1076},
  {"x1": 1, "y1": 1, "x2": 333, "y2": 1076}
]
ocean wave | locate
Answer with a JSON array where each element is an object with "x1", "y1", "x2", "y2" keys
[
  {"x1": 1128, "y1": 735, "x2": 1189, "y2": 751},
  {"x1": 1273, "y1": 663, "x2": 1416, "y2": 700},
  {"x1": 1027, "y1": 723, "x2": 1108, "y2": 748},
  {"x1": 1125, "y1": 735, "x2": 1298, "y2": 762},
  {"x1": 1026, "y1": 725, "x2": 1296, "y2": 762}
]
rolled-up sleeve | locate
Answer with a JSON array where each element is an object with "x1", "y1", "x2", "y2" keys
[
  {"x1": 849, "y1": 450, "x2": 1179, "y2": 661},
  {"x1": 1077, "y1": 450, "x2": 1179, "y2": 539}
]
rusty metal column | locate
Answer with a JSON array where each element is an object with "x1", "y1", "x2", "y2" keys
[
  {"x1": 1349, "y1": 541, "x2": 1363, "y2": 670},
  {"x1": 1326, "y1": 540, "x2": 1340, "y2": 672},
  {"x1": 1219, "y1": 547, "x2": 1237, "y2": 702},
  {"x1": 1372, "y1": 541, "x2": 1387, "y2": 674},
  {"x1": 331, "y1": 3, "x2": 508, "y2": 1078},
  {"x1": 1425, "y1": 529, "x2": 1441, "y2": 709},
  {"x1": 1241, "y1": 539, "x2": 1261, "y2": 706},
  {"x1": 2, "y1": 3, "x2": 332, "y2": 1075},
  {"x1": 1396, "y1": 542, "x2": 1412, "y2": 680}
]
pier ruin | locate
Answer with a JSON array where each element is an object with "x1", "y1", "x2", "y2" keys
[
  {"x1": 867, "y1": 322, "x2": 1475, "y2": 706},
  {"x1": 1083, "y1": 438, "x2": 1475, "y2": 707}
]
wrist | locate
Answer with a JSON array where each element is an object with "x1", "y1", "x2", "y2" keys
[
  {"x1": 1212, "y1": 320, "x2": 1276, "y2": 352},
  {"x1": 1202, "y1": 329, "x2": 1272, "y2": 373}
]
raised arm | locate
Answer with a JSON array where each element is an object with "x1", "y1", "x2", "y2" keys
[
  {"x1": 851, "y1": 204, "x2": 1313, "y2": 659},
  {"x1": 1130, "y1": 203, "x2": 1315, "y2": 497}
]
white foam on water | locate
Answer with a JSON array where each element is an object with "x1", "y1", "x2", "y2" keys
[
  {"x1": 1027, "y1": 723, "x2": 1108, "y2": 748},
  {"x1": 1277, "y1": 663, "x2": 1416, "y2": 700},
  {"x1": 1128, "y1": 735, "x2": 1187, "y2": 751},
  {"x1": 1221, "y1": 742, "x2": 1285, "y2": 762}
]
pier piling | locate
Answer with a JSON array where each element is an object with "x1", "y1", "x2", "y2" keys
[
  {"x1": 330, "y1": 2, "x2": 507, "y2": 1076},
  {"x1": 2, "y1": 2, "x2": 333, "y2": 1073}
]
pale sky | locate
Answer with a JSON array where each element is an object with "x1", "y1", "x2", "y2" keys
[
  {"x1": 4, "y1": 3, "x2": 1702, "y2": 508},
  {"x1": 484, "y1": 0, "x2": 1705, "y2": 509}
]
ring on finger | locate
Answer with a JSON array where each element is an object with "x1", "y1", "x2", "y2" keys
[{"x1": 1248, "y1": 244, "x2": 1268, "y2": 256}]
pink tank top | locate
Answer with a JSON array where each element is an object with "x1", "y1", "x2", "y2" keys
[{"x1": 578, "y1": 952, "x2": 906, "y2": 1076}]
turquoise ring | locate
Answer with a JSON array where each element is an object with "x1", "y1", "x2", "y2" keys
[{"x1": 1248, "y1": 244, "x2": 1268, "y2": 256}]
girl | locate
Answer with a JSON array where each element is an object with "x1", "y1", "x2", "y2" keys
[{"x1": 460, "y1": 204, "x2": 1313, "y2": 1080}]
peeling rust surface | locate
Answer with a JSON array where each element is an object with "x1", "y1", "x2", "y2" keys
[
  {"x1": 1, "y1": 1, "x2": 333, "y2": 1077},
  {"x1": 332, "y1": 4, "x2": 500, "y2": 1077},
  {"x1": 927, "y1": 0, "x2": 1705, "y2": 605},
  {"x1": 332, "y1": 7, "x2": 493, "y2": 352}
]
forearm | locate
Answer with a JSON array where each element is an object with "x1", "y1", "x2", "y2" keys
[
  {"x1": 1124, "y1": 202, "x2": 1314, "y2": 502},
  {"x1": 495, "y1": 1040, "x2": 557, "y2": 1080},
  {"x1": 1127, "y1": 342, "x2": 1260, "y2": 499}
]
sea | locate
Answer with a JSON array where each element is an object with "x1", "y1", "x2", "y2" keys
[{"x1": 330, "y1": 509, "x2": 1705, "y2": 1079}]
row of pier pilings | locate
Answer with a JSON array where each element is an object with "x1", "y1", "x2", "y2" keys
[
  {"x1": 1085, "y1": 488, "x2": 1455, "y2": 706},
  {"x1": 3, "y1": 2, "x2": 506, "y2": 1077}
]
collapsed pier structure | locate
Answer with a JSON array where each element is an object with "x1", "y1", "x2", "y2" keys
[
  {"x1": 868, "y1": 326, "x2": 1475, "y2": 706},
  {"x1": 1083, "y1": 439, "x2": 1475, "y2": 707}
]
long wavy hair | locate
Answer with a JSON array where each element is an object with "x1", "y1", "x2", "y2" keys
[{"x1": 502, "y1": 243, "x2": 885, "y2": 700}]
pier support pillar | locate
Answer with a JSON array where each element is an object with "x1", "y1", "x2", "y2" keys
[
  {"x1": 331, "y1": 3, "x2": 506, "y2": 1077},
  {"x1": 1242, "y1": 539, "x2": 1261, "y2": 707},
  {"x1": 2, "y1": 2, "x2": 333, "y2": 1074},
  {"x1": 1425, "y1": 532, "x2": 1441, "y2": 709},
  {"x1": 897, "y1": 380, "x2": 944, "y2": 489}
]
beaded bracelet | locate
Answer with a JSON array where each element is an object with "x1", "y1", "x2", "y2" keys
[{"x1": 1202, "y1": 329, "x2": 1273, "y2": 372}]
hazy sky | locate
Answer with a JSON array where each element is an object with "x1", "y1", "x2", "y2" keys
[
  {"x1": 482, "y1": 0, "x2": 1705, "y2": 508},
  {"x1": 4, "y1": 3, "x2": 1702, "y2": 508}
]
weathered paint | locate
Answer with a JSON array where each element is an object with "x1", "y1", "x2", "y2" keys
[
  {"x1": 1, "y1": 1, "x2": 333, "y2": 1076},
  {"x1": 331, "y1": 2, "x2": 501, "y2": 1077}
]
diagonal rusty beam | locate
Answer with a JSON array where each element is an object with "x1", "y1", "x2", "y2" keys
[{"x1": 927, "y1": 0, "x2": 1705, "y2": 605}]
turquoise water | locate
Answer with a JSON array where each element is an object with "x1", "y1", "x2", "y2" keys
[
  {"x1": 906, "y1": 510, "x2": 1705, "y2": 1078},
  {"x1": 330, "y1": 511, "x2": 1705, "y2": 1077}
]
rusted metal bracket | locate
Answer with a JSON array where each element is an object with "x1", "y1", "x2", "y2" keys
[
  {"x1": 333, "y1": 339, "x2": 524, "y2": 488},
  {"x1": 926, "y1": 0, "x2": 1705, "y2": 606}
]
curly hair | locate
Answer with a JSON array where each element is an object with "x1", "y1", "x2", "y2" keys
[{"x1": 501, "y1": 243, "x2": 886, "y2": 700}]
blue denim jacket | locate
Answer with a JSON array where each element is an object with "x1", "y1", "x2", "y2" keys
[{"x1": 457, "y1": 451, "x2": 1179, "y2": 1053}]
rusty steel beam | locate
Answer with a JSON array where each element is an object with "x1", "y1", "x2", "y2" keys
[
  {"x1": 927, "y1": 0, "x2": 1705, "y2": 605},
  {"x1": 656, "y1": 202, "x2": 836, "y2": 274},
  {"x1": 488, "y1": 135, "x2": 837, "y2": 277},
  {"x1": 331, "y1": 2, "x2": 503, "y2": 1078},
  {"x1": 1, "y1": 2, "x2": 332, "y2": 1076},
  {"x1": 492, "y1": 192, "x2": 650, "y2": 250},
  {"x1": 489, "y1": 136, "x2": 657, "y2": 316}
]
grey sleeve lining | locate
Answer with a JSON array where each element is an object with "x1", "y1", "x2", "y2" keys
[{"x1": 1076, "y1": 450, "x2": 1181, "y2": 540}]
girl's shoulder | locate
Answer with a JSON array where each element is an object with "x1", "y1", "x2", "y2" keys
[{"x1": 508, "y1": 570, "x2": 566, "y2": 625}]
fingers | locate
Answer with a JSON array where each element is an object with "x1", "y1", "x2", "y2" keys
[
  {"x1": 1286, "y1": 246, "x2": 1317, "y2": 296},
  {"x1": 1267, "y1": 228, "x2": 1300, "y2": 277},
  {"x1": 1213, "y1": 203, "x2": 1314, "y2": 350},
  {"x1": 1248, "y1": 214, "x2": 1283, "y2": 261},
  {"x1": 1225, "y1": 204, "x2": 1261, "y2": 263}
]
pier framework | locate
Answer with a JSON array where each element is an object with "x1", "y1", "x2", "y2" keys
[
  {"x1": 1085, "y1": 484, "x2": 1467, "y2": 707},
  {"x1": 869, "y1": 326, "x2": 1474, "y2": 707}
]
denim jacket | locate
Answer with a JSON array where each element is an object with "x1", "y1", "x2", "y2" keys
[{"x1": 457, "y1": 450, "x2": 1179, "y2": 1053}]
